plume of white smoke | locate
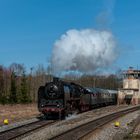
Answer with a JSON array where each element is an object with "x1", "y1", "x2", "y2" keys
[
  {"x1": 51, "y1": 29, "x2": 117, "y2": 74},
  {"x1": 96, "y1": 0, "x2": 116, "y2": 29}
]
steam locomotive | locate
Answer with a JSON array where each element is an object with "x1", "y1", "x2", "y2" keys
[{"x1": 38, "y1": 78, "x2": 117, "y2": 119}]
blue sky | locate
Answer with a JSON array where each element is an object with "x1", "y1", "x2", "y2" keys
[{"x1": 0, "y1": 0, "x2": 140, "y2": 72}]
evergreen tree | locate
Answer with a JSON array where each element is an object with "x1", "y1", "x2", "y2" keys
[
  {"x1": 0, "y1": 66, "x2": 7, "y2": 104},
  {"x1": 0, "y1": 66, "x2": 4, "y2": 100},
  {"x1": 20, "y1": 70, "x2": 30, "y2": 103},
  {"x1": 10, "y1": 72, "x2": 17, "y2": 103}
]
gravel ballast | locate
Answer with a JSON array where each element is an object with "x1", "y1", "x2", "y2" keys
[
  {"x1": 82, "y1": 110, "x2": 140, "y2": 140},
  {"x1": 0, "y1": 117, "x2": 40, "y2": 133},
  {"x1": 20, "y1": 105, "x2": 140, "y2": 140}
]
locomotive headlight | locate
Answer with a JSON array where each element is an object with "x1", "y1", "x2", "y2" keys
[
  {"x1": 57, "y1": 104, "x2": 60, "y2": 108},
  {"x1": 40, "y1": 99, "x2": 47, "y2": 107},
  {"x1": 55, "y1": 100, "x2": 63, "y2": 108}
]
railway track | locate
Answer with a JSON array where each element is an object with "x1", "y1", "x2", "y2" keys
[
  {"x1": 50, "y1": 105, "x2": 140, "y2": 140},
  {"x1": 0, "y1": 119, "x2": 55, "y2": 140}
]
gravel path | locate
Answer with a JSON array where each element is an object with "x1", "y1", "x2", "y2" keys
[
  {"x1": 82, "y1": 110, "x2": 140, "y2": 140},
  {"x1": 133, "y1": 123, "x2": 140, "y2": 135},
  {"x1": 20, "y1": 105, "x2": 138, "y2": 140},
  {"x1": 123, "y1": 116, "x2": 140, "y2": 140}
]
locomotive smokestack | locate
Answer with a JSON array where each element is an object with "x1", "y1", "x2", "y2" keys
[{"x1": 53, "y1": 77, "x2": 60, "y2": 83}]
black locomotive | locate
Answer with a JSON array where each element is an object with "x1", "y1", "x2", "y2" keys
[{"x1": 38, "y1": 77, "x2": 117, "y2": 119}]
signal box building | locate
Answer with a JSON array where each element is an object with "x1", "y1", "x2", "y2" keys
[{"x1": 118, "y1": 67, "x2": 140, "y2": 105}]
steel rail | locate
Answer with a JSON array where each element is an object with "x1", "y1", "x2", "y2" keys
[
  {"x1": 50, "y1": 106, "x2": 140, "y2": 140},
  {"x1": 0, "y1": 119, "x2": 55, "y2": 140}
]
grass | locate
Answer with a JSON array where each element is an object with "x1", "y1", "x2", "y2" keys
[{"x1": 0, "y1": 104, "x2": 40, "y2": 126}]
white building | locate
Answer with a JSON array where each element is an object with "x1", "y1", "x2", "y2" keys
[{"x1": 118, "y1": 67, "x2": 140, "y2": 105}]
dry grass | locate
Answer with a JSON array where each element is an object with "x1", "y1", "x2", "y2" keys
[{"x1": 0, "y1": 104, "x2": 40, "y2": 126}]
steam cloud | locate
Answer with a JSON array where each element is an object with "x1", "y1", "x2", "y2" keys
[
  {"x1": 96, "y1": 0, "x2": 116, "y2": 29},
  {"x1": 51, "y1": 29, "x2": 117, "y2": 74}
]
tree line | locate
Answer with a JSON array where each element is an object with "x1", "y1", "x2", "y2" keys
[
  {"x1": 0, "y1": 63, "x2": 49, "y2": 104},
  {"x1": 0, "y1": 63, "x2": 122, "y2": 104}
]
